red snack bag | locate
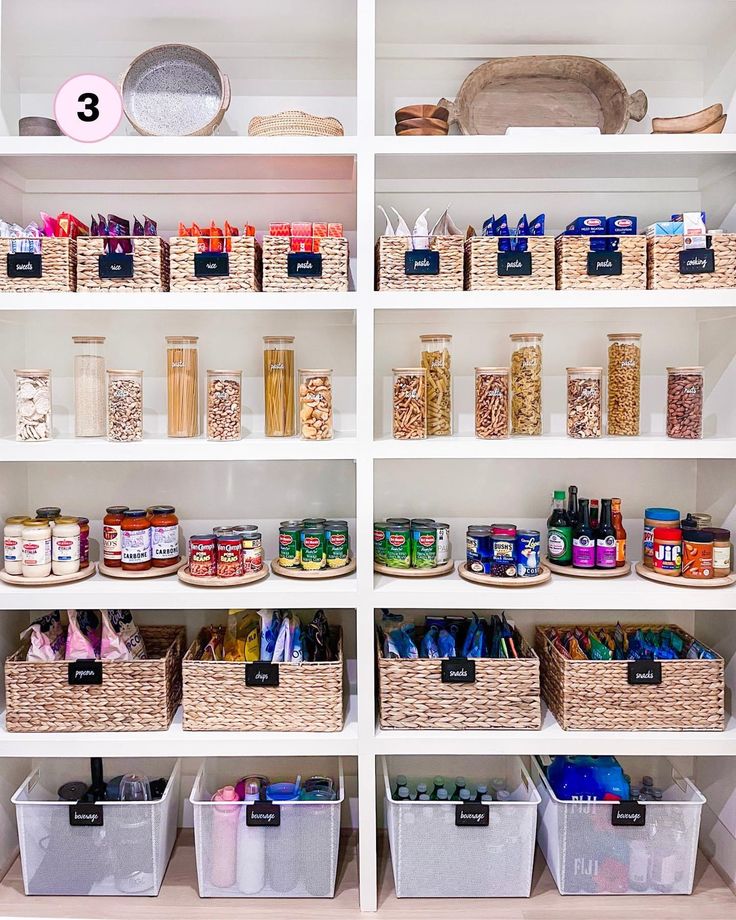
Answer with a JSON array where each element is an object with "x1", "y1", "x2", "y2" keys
[
  {"x1": 209, "y1": 222, "x2": 224, "y2": 253},
  {"x1": 291, "y1": 221, "x2": 312, "y2": 238},
  {"x1": 313, "y1": 222, "x2": 327, "y2": 252},
  {"x1": 328, "y1": 223, "x2": 343, "y2": 237},
  {"x1": 224, "y1": 220, "x2": 238, "y2": 252},
  {"x1": 178, "y1": 222, "x2": 191, "y2": 237},
  {"x1": 243, "y1": 224, "x2": 256, "y2": 237},
  {"x1": 269, "y1": 222, "x2": 290, "y2": 236},
  {"x1": 290, "y1": 236, "x2": 313, "y2": 253}
]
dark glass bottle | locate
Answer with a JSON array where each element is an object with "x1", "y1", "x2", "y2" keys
[
  {"x1": 595, "y1": 498, "x2": 617, "y2": 568},
  {"x1": 590, "y1": 499, "x2": 600, "y2": 531},
  {"x1": 567, "y1": 485, "x2": 579, "y2": 528},
  {"x1": 547, "y1": 490, "x2": 572, "y2": 565},
  {"x1": 572, "y1": 499, "x2": 595, "y2": 568}
]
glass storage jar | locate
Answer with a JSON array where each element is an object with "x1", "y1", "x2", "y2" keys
[
  {"x1": 166, "y1": 335, "x2": 199, "y2": 438},
  {"x1": 121, "y1": 510, "x2": 152, "y2": 572},
  {"x1": 420, "y1": 333, "x2": 452, "y2": 436},
  {"x1": 21, "y1": 520, "x2": 51, "y2": 578},
  {"x1": 566, "y1": 367, "x2": 603, "y2": 438},
  {"x1": 3, "y1": 516, "x2": 29, "y2": 575},
  {"x1": 510, "y1": 333, "x2": 543, "y2": 435},
  {"x1": 299, "y1": 369, "x2": 333, "y2": 440},
  {"x1": 263, "y1": 335, "x2": 295, "y2": 437},
  {"x1": 72, "y1": 335, "x2": 106, "y2": 437},
  {"x1": 207, "y1": 370, "x2": 242, "y2": 441},
  {"x1": 75, "y1": 517, "x2": 90, "y2": 569},
  {"x1": 667, "y1": 366, "x2": 703, "y2": 439},
  {"x1": 52, "y1": 517, "x2": 81, "y2": 576},
  {"x1": 15, "y1": 369, "x2": 52, "y2": 442},
  {"x1": 475, "y1": 367, "x2": 510, "y2": 439},
  {"x1": 103, "y1": 505, "x2": 129, "y2": 567},
  {"x1": 392, "y1": 367, "x2": 427, "y2": 440},
  {"x1": 107, "y1": 370, "x2": 143, "y2": 442},
  {"x1": 607, "y1": 332, "x2": 641, "y2": 436},
  {"x1": 150, "y1": 505, "x2": 180, "y2": 567}
]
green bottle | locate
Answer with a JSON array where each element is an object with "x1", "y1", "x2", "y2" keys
[{"x1": 547, "y1": 490, "x2": 573, "y2": 564}]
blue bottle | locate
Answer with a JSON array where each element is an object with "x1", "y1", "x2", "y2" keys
[{"x1": 547, "y1": 756, "x2": 630, "y2": 801}]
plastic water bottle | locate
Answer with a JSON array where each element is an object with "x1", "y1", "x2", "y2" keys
[
  {"x1": 236, "y1": 785, "x2": 266, "y2": 895},
  {"x1": 210, "y1": 786, "x2": 239, "y2": 890},
  {"x1": 393, "y1": 774, "x2": 408, "y2": 798},
  {"x1": 475, "y1": 783, "x2": 488, "y2": 802}
]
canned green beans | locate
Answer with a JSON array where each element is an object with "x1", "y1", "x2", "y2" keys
[
  {"x1": 374, "y1": 521, "x2": 388, "y2": 564},
  {"x1": 411, "y1": 523, "x2": 438, "y2": 568},
  {"x1": 384, "y1": 524, "x2": 411, "y2": 568}
]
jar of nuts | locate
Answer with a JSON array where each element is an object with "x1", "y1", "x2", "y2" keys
[
  {"x1": 207, "y1": 370, "x2": 242, "y2": 441},
  {"x1": 15, "y1": 369, "x2": 52, "y2": 442},
  {"x1": 392, "y1": 367, "x2": 427, "y2": 440},
  {"x1": 566, "y1": 367, "x2": 603, "y2": 438},
  {"x1": 607, "y1": 333, "x2": 641, "y2": 436},
  {"x1": 475, "y1": 367, "x2": 510, "y2": 439},
  {"x1": 510, "y1": 333, "x2": 543, "y2": 435},
  {"x1": 667, "y1": 366, "x2": 704, "y2": 439},
  {"x1": 106, "y1": 370, "x2": 143, "y2": 442},
  {"x1": 299, "y1": 369, "x2": 333, "y2": 440},
  {"x1": 420, "y1": 333, "x2": 452, "y2": 436}
]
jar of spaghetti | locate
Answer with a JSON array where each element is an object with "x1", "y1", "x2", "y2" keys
[
  {"x1": 189, "y1": 534, "x2": 216, "y2": 577},
  {"x1": 103, "y1": 505, "x2": 129, "y2": 567},
  {"x1": 166, "y1": 335, "x2": 199, "y2": 438},
  {"x1": 217, "y1": 534, "x2": 243, "y2": 578},
  {"x1": 682, "y1": 529, "x2": 714, "y2": 579},
  {"x1": 150, "y1": 505, "x2": 180, "y2": 567},
  {"x1": 263, "y1": 335, "x2": 295, "y2": 437},
  {"x1": 121, "y1": 510, "x2": 152, "y2": 571},
  {"x1": 75, "y1": 517, "x2": 90, "y2": 569},
  {"x1": 653, "y1": 527, "x2": 682, "y2": 576},
  {"x1": 706, "y1": 528, "x2": 732, "y2": 577}
]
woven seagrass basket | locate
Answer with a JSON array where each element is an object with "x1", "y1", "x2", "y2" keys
[
  {"x1": 376, "y1": 235, "x2": 464, "y2": 291},
  {"x1": 647, "y1": 234, "x2": 736, "y2": 289},
  {"x1": 169, "y1": 236, "x2": 263, "y2": 291},
  {"x1": 555, "y1": 235, "x2": 647, "y2": 289},
  {"x1": 262, "y1": 235, "x2": 349, "y2": 291},
  {"x1": 465, "y1": 236, "x2": 555, "y2": 290},
  {"x1": 0, "y1": 237, "x2": 76, "y2": 292},
  {"x1": 377, "y1": 630, "x2": 541, "y2": 730},
  {"x1": 248, "y1": 111, "x2": 344, "y2": 137},
  {"x1": 182, "y1": 626, "x2": 344, "y2": 731},
  {"x1": 77, "y1": 236, "x2": 170, "y2": 291},
  {"x1": 5, "y1": 624, "x2": 186, "y2": 732},
  {"x1": 536, "y1": 623, "x2": 725, "y2": 732}
]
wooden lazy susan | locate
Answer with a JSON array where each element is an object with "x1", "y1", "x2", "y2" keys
[
  {"x1": 0, "y1": 564, "x2": 97, "y2": 586},
  {"x1": 635, "y1": 561, "x2": 736, "y2": 588},
  {"x1": 545, "y1": 558, "x2": 632, "y2": 578},
  {"x1": 98, "y1": 558, "x2": 187, "y2": 579},
  {"x1": 271, "y1": 555, "x2": 356, "y2": 579},
  {"x1": 457, "y1": 561, "x2": 551, "y2": 587},
  {"x1": 178, "y1": 565, "x2": 270, "y2": 587},
  {"x1": 373, "y1": 559, "x2": 455, "y2": 577}
]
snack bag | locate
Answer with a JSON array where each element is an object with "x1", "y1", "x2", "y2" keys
[
  {"x1": 224, "y1": 609, "x2": 260, "y2": 661},
  {"x1": 65, "y1": 609, "x2": 102, "y2": 660},
  {"x1": 100, "y1": 609, "x2": 147, "y2": 661},
  {"x1": 21, "y1": 611, "x2": 66, "y2": 662}
]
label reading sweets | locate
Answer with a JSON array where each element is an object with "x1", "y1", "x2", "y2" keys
[
  {"x1": 246, "y1": 803, "x2": 281, "y2": 827},
  {"x1": 98, "y1": 253, "x2": 134, "y2": 279},
  {"x1": 7, "y1": 253, "x2": 42, "y2": 278},
  {"x1": 587, "y1": 251, "x2": 622, "y2": 276},
  {"x1": 679, "y1": 248, "x2": 715, "y2": 274},
  {"x1": 627, "y1": 660, "x2": 662, "y2": 685},
  {"x1": 69, "y1": 804, "x2": 104, "y2": 827},
  {"x1": 455, "y1": 803, "x2": 489, "y2": 827},
  {"x1": 441, "y1": 658, "x2": 476, "y2": 684},
  {"x1": 404, "y1": 249, "x2": 439, "y2": 275},
  {"x1": 245, "y1": 662, "x2": 279, "y2": 687},
  {"x1": 497, "y1": 251, "x2": 532, "y2": 276},
  {"x1": 194, "y1": 252, "x2": 230, "y2": 277},
  {"x1": 68, "y1": 659, "x2": 102, "y2": 686},
  {"x1": 287, "y1": 252, "x2": 322, "y2": 277},
  {"x1": 611, "y1": 801, "x2": 646, "y2": 827}
]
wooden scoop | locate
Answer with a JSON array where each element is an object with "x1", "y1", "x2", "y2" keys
[{"x1": 652, "y1": 104, "x2": 724, "y2": 133}]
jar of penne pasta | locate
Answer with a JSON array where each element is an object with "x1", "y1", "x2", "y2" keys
[
  {"x1": 166, "y1": 335, "x2": 199, "y2": 438},
  {"x1": 263, "y1": 335, "x2": 295, "y2": 437},
  {"x1": 419, "y1": 333, "x2": 452, "y2": 436}
]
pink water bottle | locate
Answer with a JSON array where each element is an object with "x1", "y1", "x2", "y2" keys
[{"x1": 210, "y1": 785, "x2": 240, "y2": 889}]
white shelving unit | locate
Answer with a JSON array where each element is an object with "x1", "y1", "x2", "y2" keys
[{"x1": 0, "y1": 0, "x2": 734, "y2": 915}]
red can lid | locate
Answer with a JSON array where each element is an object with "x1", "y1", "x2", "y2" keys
[
  {"x1": 491, "y1": 524, "x2": 517, "y2": 537},
  {"x1": 654, "y1": 527, "x2": 682, "y2": 540}
]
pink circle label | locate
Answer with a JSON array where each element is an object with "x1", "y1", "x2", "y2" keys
[{"x1": 54, "y1": 74, "x2": 123, "y2": 143}]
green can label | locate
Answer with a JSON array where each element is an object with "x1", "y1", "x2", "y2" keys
[
  {"x1": 385, "y1": 528, "x2": 410, "y2": 568},
  {"x1": 373, "y1": 524, "x2": 387, "y2": 563},
  {"x1": 278, "y1": 529, "x2": 300, "y2": 567},
  {"x1": 326, "y1": 526, "x2": 349, "y2": 568},
  {"x1": 411, "y1": 527, "x2": 437, "y2": 568},
  {"x1": 301, "y1": 531, "x2": 326, "y2": 570}
]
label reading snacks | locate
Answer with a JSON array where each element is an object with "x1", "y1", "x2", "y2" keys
[
  {"x1": 194, "y1": 252, "x2": 230, "y2": 277},
  {"x1": 68, "y1": 659, "x2": 103, "y2": 685},
  {"x1": 441, "y1": 658, "x2": 476, "y2": 684},
  {"x1": 455, "y1": 803, "x2": 489, "y2": 827},
  {"x1": 287, "y1": 252, "x2": 322, "y2": 277},
  {"x1": 404, "y1": 249, "x2": 439, "y2": 275},
  {"x1": 611, "y1": 801, "x2": 646, "y2": 827},
  {"x1": 587, "y1": 251, "x2": 622, "y2": 276},
  {"x1": 497, "y1": 251, "x2": 532, "y2": 276},
  {"x1": 627, "y1": 660, "x2": 662, "y2": 685},
  {"x1": 245, "y1": 662, "x2": 279, "y2": 687},
  {"x1": 247, "y1": 803, "x2": 281, "y2": 827},
  {"x1": 98, "y1": 253, "x2": 134, "y2": 278},
  {"x1": 7, "y1": 253, "x2": 42, "y2": 278},
  {"x1": 69, "y1": 804, "x2": 104, "y2": 827},
  {"x1": 679, "y1": 248, "x2": 715, "y2": 274}
]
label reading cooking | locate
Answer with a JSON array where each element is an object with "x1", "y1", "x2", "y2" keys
[
  {"x1": 587, "y1": 251, "x2": 622, "y2": 276},
  {"x1": 441, "y1": 658, "x2": 476, "y2": 684},
  {"x1": 497, "y1": 251, "x2": 532, "y2": 276},
  {"x1": 245, "y1": 662, "x2": 279, "y2": 687},
  {"x1": 404, "y1": 249, "x2": 439, "y2": 275},
  {"x1": 7, "y1": 253, "x2": 42, "y2": 278},
  {"x1": 69, "y1": 804, "x2": 104, "y2": 827},
  {"x1": 627, "y1": 661, "x2": 662, "y2": 685},
  {"x1": 68, "y1": 659, "x2": 102, "y2": 686},
  {"x1": 194, "y1": 252, "x2": 230, "y2": 277},
  {"x1": 98, "y1": 253, "x2": 134, "y2": 279},
  {"x1": 611, "y1": 801, "x2": 646, "y2": 827},
  {"x1": 246, "y1": 803, "x2": 280, "y2": 827},
  {"x1": 287, "y1": 252, "x2": 322, "y2": 277},
  {"x1": 455, "y1": 803, "x2": 489, "y2": 827},
  {"x1": 679, "y1": 248, "x2": 715, "y2": 274},
  {"x1": 152, "y1": 524, "x2": 178, "y2": 561},
  {"x1": 121, "y1": 528, "x2": 152, "y2": 565}
]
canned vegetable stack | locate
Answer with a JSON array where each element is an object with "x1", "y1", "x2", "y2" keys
[
  {"x1": 374, "y1": 518, "x2": 451, "y2": 570},
  {"x1": 278, "y1": 518, "x2": 350, "y2": 571},
  {"x1": 187, "y1": 523, "x2": 263, "y2": 579},
  {"x1": 466, "y1": 523, "x2": 541, "y2": 578}
]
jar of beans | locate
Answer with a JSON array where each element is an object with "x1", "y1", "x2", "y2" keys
[
  {"x1": 420, "y1": 334, "x2": 452, "y2": 436},
  {"x1": 607, "y1": 333, "x2": 641, "y2": 436},
  {"x1": 566, "y1": 367, "x2": 602, "y2": 438},
  {"x1": 207, "y1": 370, "x2": 242, "y2": 441},
  {"x1": 107, "y1": 370, "x2": 143, "y2": 442},
  {"x1": 667, "y1": 366, "x2": 703, "y2": 439},
  {"x1": 392, "y1": 367, "x2": 426, "y2": 439},
  {"x1": 510, "y1": 333, "x2": 543, "y2": 435},
  {"x1": 475, "y1": 367, "x2": 510, "y2": 439}
]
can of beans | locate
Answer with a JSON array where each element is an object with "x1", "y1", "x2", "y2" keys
[
  {"x1": 243, "y1": 531, "x2": 263, "y2": 573},
  {"x1": 386, "y1": 517, "x2": 410, "y2": 527},
  {"x1": 411, "y1": 523, "x2": 437, "y2": 568},
  {"x1": 374, "y1": 521, "x2": 388, "y2": 564},
  {"x1": 301, "y1": 525, "x2": 326, "y2": 570},
  {"x1": 435, "y1": 523, "x2": 450, "y2": 565},
  {"x1": 491, "y1": 524, "x2": 517, "y2": 577},
  {"x1": 188, "y1": 535, "x2": 216, "y2": 578},
  {"x1": 385, "y1": 524, "x2": 411, "y2": 568},
  {"x1": 466, "y1": 525, "x2": 492, "y2": 574},
  {"x1": 516, "y1": 529, "x2": 541, "y2": 577},
  {"x1": 325, "y1": 520, "x2": 349, "y2": 568},
  {"x1": 278, "y1": 520, "x2": 302, "y2": 568},
  {"x1": 217, "y1": 535, "x2": 243, "y2": 578}
]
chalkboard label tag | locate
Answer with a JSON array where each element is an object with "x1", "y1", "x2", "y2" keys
[
  {"x1": 679, "y1": 248, "x2": 715, "y2": 274},
  {"x1": 441, "y1": 659, "x2": 476, "y2": 684},
  {"x1": 68, "y1": 659, "x2": 102, "y2": 686},
  {"x1": 587, "y1": 251, "x2": 622, "y2": 276},
  {"x1": 246, "y1": 662, "x2": 280, "y2": 687},
  {"x1": 627, "y1": 661, "x2": 661, "y2": 685},
  {"x1": 7, "y1": 253, "x2": 42, "y2": 278},
  {"x1": 611, "y1": 800, "x2": 646, "y2": 827},
  {"x1": 497, "y1": 251, "x2": 532, "y2": 276},
  {"x1": 69, "y1": 804, "x2": 104, "y2": 827},
  {"x1": 247, "y1": 803, "x2": 281, "y2": 827},
  {"x1": 404, "y1": 249, "x2": 439, "y2": 275},
  {"x1": 194, "y1": 252, "x2": 230, "y2": 277},
  {"x1": 287, "y1": 252, "x2": 322, "y2": 277},
  {"x1": 98, "y1": 253, "x2": 134, "y2": 279},
  {"x1": 455, "y1": 803, "x2": 489, "y2": 827}
]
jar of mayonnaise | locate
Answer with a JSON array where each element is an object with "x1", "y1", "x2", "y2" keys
[
  {"x1": 52, "y1": 517, "x2": 81, "y2": 576},
  {"x1": 21, "y1": 520, "x2": 52, "y2": 578},
  {"x1": 3, "y1": 516, "x2": 29, "y2": 575}
]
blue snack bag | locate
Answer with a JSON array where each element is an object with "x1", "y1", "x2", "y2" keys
[
  {"x1": 467, "y1": 619, "x2": 487, "y2": 658},
  {"x1": 493, "y1": 214, "x2": 511, "y2": 252},
  {"x1": 421, "y1": 625, "x2": 440, "y2": 659},
  {"x1": 482, "y1": 215, "x2": 495, "y2": 237},
  {"x1": 514, "y1": 214, "x2": 529, "y2": 252},
  {"x1": 438, "y1": 628, "x2": 456, "y2": 658},
  {"x1": 528, "y1": 214, "x2": 545, "y2": 236}
]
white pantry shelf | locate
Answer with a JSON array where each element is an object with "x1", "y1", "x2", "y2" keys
[{"x1": 0, "y1": 291, "x2": 357, "y2": 312}]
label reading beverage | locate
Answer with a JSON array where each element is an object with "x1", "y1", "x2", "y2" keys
[
  {"x1": 245, "y1": 662, "x2": 279, "y2": 687},
  {"x1": 611, "y1": 801, "x2": 646, "y2": 827},
  {"x1": 455, "y1": 803, "x2": 489, "y2": 827},
  {"x1": 69, "y1": 804, "x2": 104, "y2": 827},
  {"x1": 103, "y1": 524, "x2": 122, "y2": 563},
  {"x1": 627, "y1": 661, "x2": 662, "y2": 685},
  {"x1": 121, "y1": 528, "x2": 152, "y2": 565},
  {"x1": 246, "y1": 803, "x2": 281, "y2": 827},
  {"x1": 587, "y1": 251, "x2": 622, "y2": 276},
  {"x1": 7, "y1": 253, "x2": 42, "y2": 278},
  {"x1": 404, "y1": 249, "x2": 439, "y2": 275},
  {"x1": 194, "y1": 252, "x2": 230, "y2": 277},
  {"x1": 679, "y1": 248, "x2": 715, "y2": 274},
  {"x1": 152, "y1": 524, "x2": 178, "y2": 561},
  {"x1": 98, "y1": 253, "x2": 134, "y2": 279},
  {"x1": 287, "y1": 252, "x2": 322, "y2": 277},
  {"x1": 497, "y1": 251, "x2": 532, "y2": 276},
  {"x1": 68, "y1": 659, "x2": 102, "y2": 686},
  {"x1": 441, "y1": 658, "x2": 476, "y2": 683}
]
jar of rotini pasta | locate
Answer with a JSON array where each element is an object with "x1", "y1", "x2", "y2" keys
[{"x1": 263, "y1": 335, "x2": 295, "y2": 437}]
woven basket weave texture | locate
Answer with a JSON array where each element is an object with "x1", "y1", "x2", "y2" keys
[
  {"x1": 647, "y1": 234, "x2": 736, "y2": 289},
  {"x1": 555, "y1": 235, "x2": 647, "y2": 289},
  {"x1": 464, "y1": 236, "x2": 555, "y2": 290},
  {"x1": 169, "y1": 236, "x2": 263, "y2": 291},
  {"x1": 0, "y1": 238, "x2": 76, "y2": 292},
  {"x1": 77, "y1": 236, "x2": 170, "y2": 291}
]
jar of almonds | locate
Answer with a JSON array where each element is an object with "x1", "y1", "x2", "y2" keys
[
  {"x1": 15, "y1": 369, "x2": 52, "y2": 442},
  {"x1": 475, "y1": 367, "x2": 510, "y2": 439},
  {"x1": 510, "y1": 333, "x2": 543, "y2": 435},
  {"x1": 667, "y1": 366, "x2": 704, "y2": 439},
  {"x1": 392, "y1": 367, "x2": 427, "y2": 439},
  {"x1": 207, "y1": 370, "x2": 242, "y2": 441},
  {"x1": 106, "y1": 370, "x2": 143, "y2": 442},
  {"x1": 567, "y1": 367, "x2": 603, "y2": 438},
  {"x1": 607, "y1": 333, "x2": 641, "y2": 436},
  {"x1": 299, "y1": 369, "x2": 333, "y2": 440},
  {"x1": 420, "y1": 333, "x2": 452, "y2": 436}
]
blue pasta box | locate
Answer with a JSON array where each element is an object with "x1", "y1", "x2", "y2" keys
[
  {"x1": 565, "y1": 216, "x2": 606, "y2": 235},
  {"x1": 606, "y1": 216, "x2": 637, "y2": 235}
]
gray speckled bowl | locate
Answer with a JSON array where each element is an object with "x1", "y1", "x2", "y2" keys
[{"x1": 122, "y1": 44, "x2": 230, "y2": 136}]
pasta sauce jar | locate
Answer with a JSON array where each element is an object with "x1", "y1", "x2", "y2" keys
[
  {"x1": 75, "y1": 517, "x2": 90, "y2": 569},
  {"x1": 103, "y1": 505, "x2": 129, "y2": 567},
  {"x1": 121, "y1": 510, "x2": 152, "y2": 571},
  {"x1": 150, "y1": 505, "x2": 180, "y2": 567},
  {"x1": 682, "y1": 529, "x2": 714, "y2": 579}
]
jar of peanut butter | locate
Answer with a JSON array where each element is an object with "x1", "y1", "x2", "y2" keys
[{"x1": 682, "y1": 529, "x2": 714, "y2": 580}]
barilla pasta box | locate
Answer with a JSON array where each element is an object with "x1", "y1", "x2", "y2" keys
[
  {"x1": 606, "y1": 216, "x2": 637, "y2": 235},
  {"x1": 565, "y1": 216, "x2": 606, "y2": 235}
]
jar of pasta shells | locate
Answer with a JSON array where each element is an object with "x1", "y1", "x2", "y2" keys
[
  {"x1": 15, "y1": 369, "x2": 52, "y2": 441},
  {"x1": 510, "y1": 333, "x2": 543, "y2": 435},
  {"x1": 419, "y1": 333, "x2": 452, "y2": 436},
  {"x1": 392, "y1": 367, "x2": 427, "y2": 440},
  {"x1": 567, "y1": 367, "x2": 603, "y2": 438},
  {"x1": 475, "y1": 367, "x2": 510, "y2": 439},
  {"x1": 263, "y1": 335, "x2": 295, "y2": 437},
  {"x1": 299, "y1": 369, "x2": 333, "y2": 440},
  {"x1": 607, "y1": 333, "x2": 641, "y2": 436},
  {"x1": 107, "y1": 370, "x2": 143, "y2": 442},
  {"x1": 207, "y1": 370, "x2": 242, "y2": 441}
]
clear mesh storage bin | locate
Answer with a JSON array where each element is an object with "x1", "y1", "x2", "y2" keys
[
  {"x1": 532, "y1": 756, "x2": 705, "y2": 896},
  {"x1": 382, "y1": 755, "x2": 540, "y2": 898},
  {"x1": 190, "y1": 758, "x2": 344, "y2": 898},
  {"x1": 12, "y1": 758, "x2": 180, "y2": 896}
]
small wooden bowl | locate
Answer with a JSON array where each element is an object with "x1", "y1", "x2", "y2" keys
[
  {"x1": 395, "y1": 104, "x2": 449, "y2": 123},
  {"x1": 652, "y1": 103, "x2": 723, "y2": 134},
  {"x1": 395, "y1": 128, "x2": 448, "y2": 136},
  {"x1": 396, "y1": 116, "x2": 449, "y2": 132},
  {"x1": 696, "y1": 114, "x2": 727, "y2": 133}
]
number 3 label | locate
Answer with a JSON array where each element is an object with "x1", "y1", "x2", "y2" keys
[{"x1": 54, "y1": 74, "x2": 123, "y2": 142}]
